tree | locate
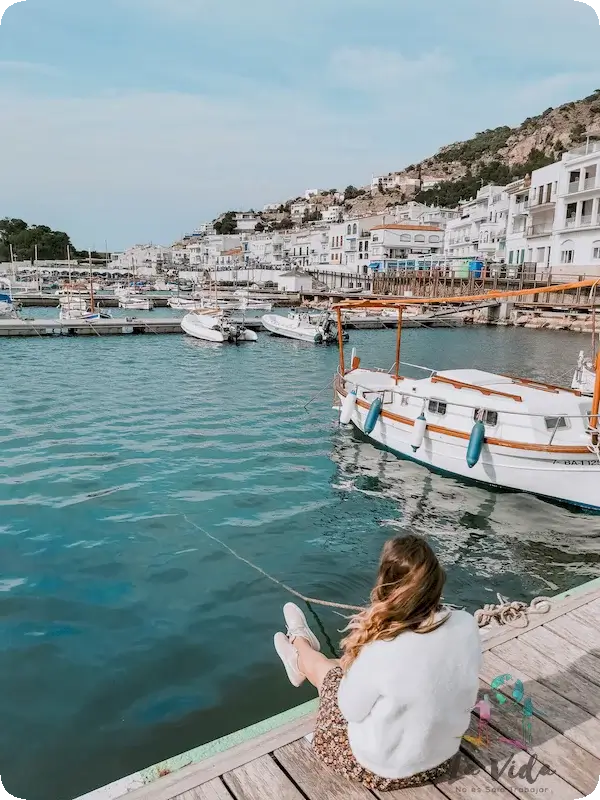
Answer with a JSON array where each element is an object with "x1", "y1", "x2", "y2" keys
[
  {"x1": 0, "y1": 217, "x2": 73, "y2": 262},
  {"x1": 255, "y1": 222, "x2": 266, "y2": 233},
  {"x1": 344, "y1": 185, "x2": 363, "y2": 200},
  {"x1": 214, "y1": 211, "x2": 237, "y2": 235},
  {"x1": 274, "y1": 216, "x2": 293, "y2": 230}
]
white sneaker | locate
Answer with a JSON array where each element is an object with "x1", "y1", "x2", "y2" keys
[
  {"x1": 274, "y1": 632, "x2": 305, "y2": 687},
  {"x1": 283, "y1": 603, "x2": 321, "y2": 652}
]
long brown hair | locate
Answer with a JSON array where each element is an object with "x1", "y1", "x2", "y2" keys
[{"x1": 340, "y1": 535, "x2": 448, "y2": 671}]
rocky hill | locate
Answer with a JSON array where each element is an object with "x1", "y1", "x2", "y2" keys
[{"x1": 260, "y1": 90, "x2": 600, "y2": 226}]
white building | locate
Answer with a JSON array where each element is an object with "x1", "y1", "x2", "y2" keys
[
  {"x1": 370, "y1": 224, "x2": 444, "y2": 270},
  {"x1": 524, "y1": 162, "x2": 560, "y2": 273},
  {"x1": 504, "y1": 178, "x2": 531, "y2": 270},
  {"x1": 322, "y1": 205, "x2": 343, "y2": 223},
  {"x1": 551, "y1": 139, "x2": 600, "y2": 275},
  {"x1": 327, "y1": 215, "x2": 387, "y2": 274},
  {"x1": 393, "y1": 201, "x2": 458, "y2": 229},
  {"x1": 445, "y1": 185, "x2": 508, "y2": 262},
  {"x1": 304, "y1": 189, "x2": 319, "y2": 199},
  {"x1": 110, "y1": 244, "x2": 173, "y2": 272},
  {"x1": 187, "y1": 234, "x2": 242, "y2": 269},
  {"x1": 262, "y1": 203, "x2": 281, "y2": 212},
  {"x1": 371, "y1": 172, "x2": 421, "y2": 195},
  {"x1": 277, "y1": 269, "x2": 313, "y2": 292},
  {"x1": 235, "y1": 212, "x2": 262, "y2": 232},
  {"x1": 290, "y1": 201, "x2": 315, "y2": 221}
]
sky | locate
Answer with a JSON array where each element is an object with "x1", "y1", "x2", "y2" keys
[{"x1": 1, "y1": 0, "x2": 600, "y2": 251}]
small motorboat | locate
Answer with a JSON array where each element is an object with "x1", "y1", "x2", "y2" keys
[
  {"x1": 0, "y1": 278, "x2": 17, "y2": 318},
  {"x1": 118, "y1": 294, "x2": 154, "y2": 311},
  {"x1": 181, "y1": 308, "x2": 258, "y2": 343},
  {"x1": 262, "y1": 310, "x2": 348, "y2": 344},
  {"x1": 234, "y1": 290, "x2": 273, "y2": 312},
  {"x1": 168, "y1": 297, "x2": 199, "y2": 311}
]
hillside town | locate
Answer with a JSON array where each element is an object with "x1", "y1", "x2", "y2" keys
[{"x1": 102, "y1": 134, "x2": 600, "y2": 289}]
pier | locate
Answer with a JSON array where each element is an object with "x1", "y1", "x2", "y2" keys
[{"x1": 80, "y1": 579, "x2": 600, "y2": 800}]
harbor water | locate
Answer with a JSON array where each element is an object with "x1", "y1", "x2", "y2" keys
[{"x1": 1, "y1": 325, "x2": 599, "y2": 800}]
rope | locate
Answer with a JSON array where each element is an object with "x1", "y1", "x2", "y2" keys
[
  {"x1": 183, "y1": 515, "x2": 364, "y2": 613},
  {"x1": 474, "y1": 594, "x2": 552, "y2": 629}
]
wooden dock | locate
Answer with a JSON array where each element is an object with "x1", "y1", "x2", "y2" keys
[{"x1": 79, "y1": 579, "x2": 600, "y2": 800}]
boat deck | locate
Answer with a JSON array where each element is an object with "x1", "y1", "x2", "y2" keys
[{"x1": 109, "y1": 582, "x2": 600, "y2": 800}]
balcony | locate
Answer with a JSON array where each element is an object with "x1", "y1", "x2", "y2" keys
[
  {"x1": 529, "y1": 195, "x2": 556, "y2": 210},
  {"x1": 564, "y1": 217, "x2": 577, "y2": 228},
  {"x1": 564, "y1": 140, "x2": 600, "y2": 160},
  {"x1": 527, "y1": 224, "x2": 552, "y2": 237},
  {"x1": 514, "y1": 202, "x2": 529, "y2": 215},
  {"x1": 566, "y1": 176, "x2": 599, "y2": 195}
]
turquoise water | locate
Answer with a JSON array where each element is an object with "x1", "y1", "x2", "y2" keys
[{"x1": 1, "y1": 326, "x2": 599, "y2": 800}]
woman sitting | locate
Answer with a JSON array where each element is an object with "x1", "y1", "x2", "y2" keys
[{"x1": 274, "y1": 535, "x2": 482, "y2": 791}]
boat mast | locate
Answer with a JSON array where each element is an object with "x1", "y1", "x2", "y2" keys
[
  {"x1": 591, "y1": 349, "x2": 600, "y2": 446},
  {"x1": 67, "y1": 245, "x2": 72, "y2": 307},
  {"x1": 336, "y1": 307, "x2": 345, "y2": 374},
  {"x1": 89, "y1": 250, "x2": 95, "y2": 313},
  {"x1": 394, "y1": 308, "x2": 404, "y2": 384}
]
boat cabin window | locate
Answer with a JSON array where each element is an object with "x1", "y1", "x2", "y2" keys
[
  {"x1": 428, "y1": 399, "x2": 447, "y2": 416},
  {"x1": 544, "y1": 416, "x2": 568, "y2": 431},
  {"x1": 474, "y1": 409, "x2": 498, "y2": 427}
]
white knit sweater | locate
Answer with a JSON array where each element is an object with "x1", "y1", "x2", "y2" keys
[{"x1": 337, "y1": 609, "x2": 482, "y2": 779}]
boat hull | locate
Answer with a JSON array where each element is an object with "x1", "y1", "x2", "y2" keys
[
  {"x1": 181, "y1": 313, "x2": 257, "y2": 343},
  {"x1": 338, "y1": 392, "x2": 600, "y2": 511}
]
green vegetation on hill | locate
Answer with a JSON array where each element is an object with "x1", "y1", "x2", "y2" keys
[{"x1": 0, "y1": 218, "x2": 108, "y2": 262}]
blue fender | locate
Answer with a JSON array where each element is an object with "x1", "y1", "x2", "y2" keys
[
  {"x1": 364, "y1": 397, "x2": 383, "y2": 435},
  {"x1": 467, "y1": 421, "x2": 486, "y2": 468}
]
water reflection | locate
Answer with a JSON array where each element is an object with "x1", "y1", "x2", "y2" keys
[{"x1": 330, "y1": 427, "x2": 600, "y2": 608}]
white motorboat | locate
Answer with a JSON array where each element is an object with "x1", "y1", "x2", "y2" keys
[
  {"x1": 334, "y1": 284, "x2": 600, "y2": 511},
  {"x1": 572, "y1": 349, "x2": 597, "y2": 396},
  {"x1": 181, "y1": 308, "x2": 258, "y2": 343},
  {"x1": 262, "y1": 310, "x2": 347, "y2": 344},
  {"x1": 0, "y1": 278, "x2": 16, "y2": 318}
]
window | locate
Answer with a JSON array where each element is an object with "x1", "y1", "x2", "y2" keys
[
  {"x1": 414, "y1": 234, "x2": 425, "y2": 242},
  {"x1": 428, "y1": 399, "x2": 447, "y2": 416},
  {"x1": 399, "y1": 234, "x2": 411, "y2": 242},
  {"x1": 593, "y1": 242, "x2": 600, "y2": 259},
  {"x1": 347, "y1": 225, "x2": 352, "y2": 235},
  {"x1": 352, "y1": 224, "x2": 358, "y2": 235},
  {"x1": 561, "y1": 249, "x2": 574, "y2": 264},
  {"x1": 520, "y1": 249, "x2": 525, "y2": 264},
  {"x1": 545, "y1": 416, "x2": 568, "y2": 431},
  {"x1": 508, "y1": 251, "x2": 514, "y2": 265},
  {"x1": 474, "y1": 409, "x2": 498, "y2": 427}
]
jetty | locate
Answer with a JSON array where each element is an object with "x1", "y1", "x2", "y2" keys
[{"x1": 79, "y1": 578, "x2": 600, "y2": 800}]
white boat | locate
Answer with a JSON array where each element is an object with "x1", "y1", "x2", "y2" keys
[
  {"x1": 181, "y1": 309, "x2": 258, "y2": 343},
  {"x1": 262, "y1": 310, "x2": 346, "y2": 344},
  {"x1": 118, "y1": 294, "x2": 154, "y2": 311},
  {"x1": 234, "y1": 290, "x2": 273, "y2": 312},
  {"x1": 0, "y1": 278, "x2": 16, "y2": 318},
  {"x1": 59, "y1": 296, "x2": 103, "y2": 322},
  {"x1": 168, "y1": 297, "x2": 199, "y2": 311},
  {"x1": 572, "y1": 349, "x2": 597, "y2": 395},
  {"x1": 334, "y1": 286, "x2": 600, "y2": 511}
]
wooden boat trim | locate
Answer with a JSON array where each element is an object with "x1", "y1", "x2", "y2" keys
[
  {"x1": 345, "y1": 391, "x2": 591, "y2": 455},
  {"x1": 431, "y1": 374, "x2": 523, "y2": 402},
  {"x1": 504, "y1": 375, "x2": 581, "y2": 396}
]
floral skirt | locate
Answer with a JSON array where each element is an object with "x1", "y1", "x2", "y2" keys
[{"x1": 312, "y1": 667, "x2": 453, "y2": 792}]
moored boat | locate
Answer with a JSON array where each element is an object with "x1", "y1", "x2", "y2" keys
[
  {"x1": 333, "y1": 282, "x2": 600, "y2": 511},
  {"x1": 181, "y1": 308, "x2": 258, "y2": 343},
  {"x1": 262, "y1": 310, "x2": 347, "y2": 344},
  {"x1": 0, "y1": 278, "x2": 17, "y2": 318}
]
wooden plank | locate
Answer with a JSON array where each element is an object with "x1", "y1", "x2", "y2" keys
[
  {"x1": 520, "y1": 626, "x2": 600, "y2": 688},
  {"x1": 372, "y1": 785, "x2": 445, "y2": 800},
  {"x1": 223, "y1": 755, "x2": 304, "y2": 800},
  {"x1": 435, "y1": 751, "x2": 517, "y2": 800},
  {"x1": 460, "y1": 718, "x2": 581, "y2": 799},
  {"x1": 174, "y1": 778, "x2": 233, "y2": 800},
  {"x1": 274, "y1": 737, "x2": 374, "y2": 799},
  {"x1": 474, "y1": 673, "x2": 600, "y2": 795},
  {"x1": 493, "y1": 636, "x2": 600, "y2": 716},
  {"x1": 121, "y1": 713, "x2": 316, "y2": 800},
  {"x1": 481, "y1": 588, "x2": 600, "y2": 652},
  {"x1": 545, "y1": 612, "x2": 600, "y2": 652},
  {"x1": 482, "y1": 651, "x2": 600, "y2": 759},
  {"x1": 569, "y1": 605, "x2": 600, "y2": 633}
]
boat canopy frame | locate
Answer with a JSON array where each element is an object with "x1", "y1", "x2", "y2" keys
[{"x1": 333, "y1": 278, "x2": 600, "y2": 439}]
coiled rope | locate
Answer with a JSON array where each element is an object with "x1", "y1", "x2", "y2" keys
[{"x1": 474, "y1": 594, "x2": 552, "y2": 629}]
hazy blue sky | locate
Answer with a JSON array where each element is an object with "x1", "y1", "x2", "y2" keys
[{"x1": 1, "y1": 0, "x2": 600, "y2": 249}]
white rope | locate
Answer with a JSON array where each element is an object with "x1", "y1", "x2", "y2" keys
[{"x1": 474, "y1": 594, "x2": 552, "y2": 630}]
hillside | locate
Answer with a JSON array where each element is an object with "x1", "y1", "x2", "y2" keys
[{"x1": 253, "y1": 90, "x2": 600, "y2": 226}]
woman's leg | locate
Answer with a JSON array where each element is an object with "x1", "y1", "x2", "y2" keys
[{"x1": 293, "y1": 636, "x2": 340, "y2": 693}]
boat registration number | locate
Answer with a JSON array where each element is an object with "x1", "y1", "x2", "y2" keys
[{"x1": 553, "y1": 460, "x2": 587, "y2": 465}]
